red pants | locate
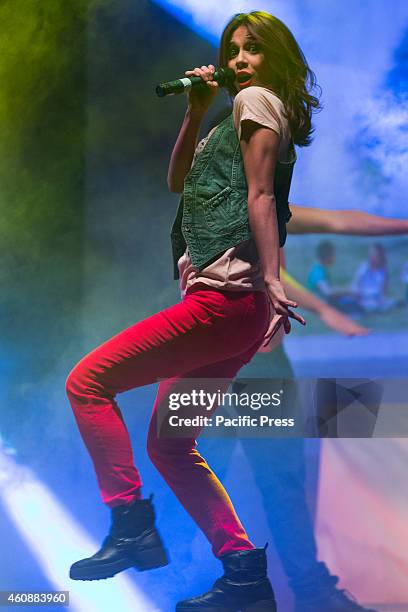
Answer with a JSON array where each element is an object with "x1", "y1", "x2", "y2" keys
[{"x1": 66, "y1": 285, "x2": 269, "y2": 557}]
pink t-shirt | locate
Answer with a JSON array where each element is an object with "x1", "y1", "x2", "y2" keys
[{"x1": 178, "y1": 86, "x2": 290, "y2": 296}]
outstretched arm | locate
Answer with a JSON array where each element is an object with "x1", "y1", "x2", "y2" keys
[
  {"x1": 287, "y1": 205, "x2": 408, "y2": 235},
  {"x1": 280, "y1": 269, "x2": 368, "y2": 337}
]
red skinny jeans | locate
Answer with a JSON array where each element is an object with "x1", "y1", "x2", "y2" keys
[{"x1": 66, "y1": 285, "x2": 269, "y2": 557}]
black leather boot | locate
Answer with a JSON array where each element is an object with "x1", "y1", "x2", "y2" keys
[
  {"x1": 176, "y1": 546, "x2": 276, "y2": 611},
  {"x1": 69, "y1": 495, "x2": 169, "y2": 581}
]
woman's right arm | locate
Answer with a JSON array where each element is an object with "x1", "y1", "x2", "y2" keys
[
  {"x1": 167, "y1": 109, "x2": 205, "y2": 193},
  {"x1": 167, "y1": 64, "x2": 219, "y2": 193}
]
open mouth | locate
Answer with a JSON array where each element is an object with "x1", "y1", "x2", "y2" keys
[{"x1": 237, "y1": 73, "x2": 253, "y2": 84}]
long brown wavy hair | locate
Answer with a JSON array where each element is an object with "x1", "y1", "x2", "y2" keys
[{"x1": 218, "y1": 11, "x2": 322, "y2": 147}]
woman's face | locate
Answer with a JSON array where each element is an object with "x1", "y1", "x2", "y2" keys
[{"x1": 227, "y1": 25, "x2": 270, "y2": 91}]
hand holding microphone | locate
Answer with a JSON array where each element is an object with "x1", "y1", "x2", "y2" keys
[
  {"x1": 185, "y1": 64, "x2": 219, "y2": 114},
  {"x1": 156, "y1": 65, "x2": 235, "y2": 114}
]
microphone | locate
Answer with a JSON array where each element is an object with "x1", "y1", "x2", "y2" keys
[{"x1": 156, "y1": 67, "x2": 235, "y2": 98}]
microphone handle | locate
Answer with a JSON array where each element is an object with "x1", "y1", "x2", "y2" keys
[
  {"x1": 156, "y1": 68, "x2": 234, "y2": 98},
  {"x1": 156, "y1": 75, "x2": 204, "y2": 97}
]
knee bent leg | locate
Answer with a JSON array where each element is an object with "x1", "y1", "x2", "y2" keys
[
  {"x1": 65, "y1": 361, "x2": 97, "y2": 404},
  {"x1": 147, "y1": 431, "x2": 195, "y2": 472}
]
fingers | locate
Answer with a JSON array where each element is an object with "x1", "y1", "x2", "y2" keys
[
  {"x1": 271, "y1": 302, "x2": 306, "y2": 326},
  {"x1": 185, "y1": 65, "x2": 218, "y2": 86},
  {"x1": 347, "y1": 325, "x2": 370, "y2": 337},
  {"x1": 262, "y1": 314, "x2": 284, "y2": 347},
  {"x1": 287, "y1": 309, "x2": 306, "y2": 326},
  {"x1": 262, "y1": 312, "x2": 293, "y2": 346}
]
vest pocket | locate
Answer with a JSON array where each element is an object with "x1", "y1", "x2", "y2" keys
[{"x1": 203, "y1": 186, "x2": 247, "y2": 233}]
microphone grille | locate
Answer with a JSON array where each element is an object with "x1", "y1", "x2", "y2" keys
[{"x1": 217, "y1": 67, "x2": 235, "y2": 86}]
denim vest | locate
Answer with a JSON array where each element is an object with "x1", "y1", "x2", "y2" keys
[{"x1": 170, "y1": 113, "x2": 296, "y2": 280}]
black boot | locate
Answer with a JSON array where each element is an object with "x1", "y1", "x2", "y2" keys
[
  {"x1": 176, "y1": 546, "x2": 276, "y2": 611},
  {"x1": 69, "y1": 495, "x2": 169, "y2": 581}
]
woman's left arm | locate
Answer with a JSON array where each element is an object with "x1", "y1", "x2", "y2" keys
[{"x1": 240, "y1": 119, "x2": 305, "y2": 343}]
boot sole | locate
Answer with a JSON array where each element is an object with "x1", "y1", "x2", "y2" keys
[
  {"x1": 242, "y1": 601, "x2": 277, "y2": 611},
  {"x1": 70, "y1": 546, "x2": 169, "y2": 581},
  {"x1": 176, "y1": 602, "x2": 276, "y2": 612},
  {"x1": 133, "y1": 545, "x2": 169, "y2": 572},
  {"x1": 176, "y1": 607, "x2": 235, "y2": 612}
]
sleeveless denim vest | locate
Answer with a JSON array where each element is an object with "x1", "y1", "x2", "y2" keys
[{"x1": 170, "y1": 112, "x2": 296, "y2": 280}]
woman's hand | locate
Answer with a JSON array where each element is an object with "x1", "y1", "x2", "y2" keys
[
  {"x1": 185, "y1": 64, "x2": 219, "y2": 115},
  {"x1": 263, "y1": 278, "x2": 306, "y2": 346},
  {"x1": 319, "y1": 305, "x2": 369, "y2": 336}
]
